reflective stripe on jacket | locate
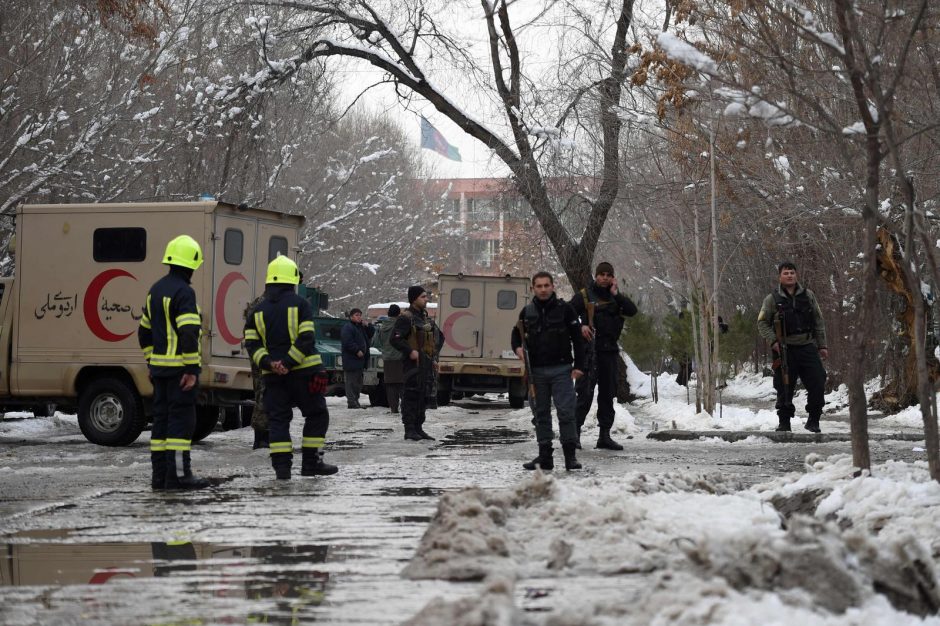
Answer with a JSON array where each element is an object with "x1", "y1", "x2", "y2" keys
[{"x1": 138, "y1": 269, "x2": 202, "y2": 376}]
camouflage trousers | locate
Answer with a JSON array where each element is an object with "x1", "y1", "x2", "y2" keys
[{"x1": 250, "y1": 367, "x2": 268, "y2": 431}]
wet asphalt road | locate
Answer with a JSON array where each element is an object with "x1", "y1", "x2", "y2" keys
[{"x1": 0, "y1": 396, "x2": 927, "y2": 625}]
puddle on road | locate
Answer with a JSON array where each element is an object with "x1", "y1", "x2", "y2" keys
[
  {"x1": 377, "y1": 486, "x2": 447, "y2": 498},
  {"x1": 0, "y1": 532, "x2": 333, "y2": 624},
  {"x1": 328, "y1": 439, "x2": 365, "y2": 450},
  {"x1": 438, "y1": 427, "x2": 530, "y2": 447}
]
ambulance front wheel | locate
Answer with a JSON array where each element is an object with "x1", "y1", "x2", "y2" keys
[{"x1": 78, "y1": 377, "x2": 146, "y2": 447}]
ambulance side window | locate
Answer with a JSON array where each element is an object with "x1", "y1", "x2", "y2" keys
[
  {"x1": 224, "y1": 229, "x2": 243, "y2": 265},
  {"x1": 451, "y1": 289, "x2": 470, "y2": 308},
  {"x1": 93, "y1": 228, "x2": 146, "y2": 262},
  {"x1": 268, "y1": 237, "x2": 288, "y2": 261},
  {"x1": 496, "y1": 290, "x2": 517, "y2": 310}
]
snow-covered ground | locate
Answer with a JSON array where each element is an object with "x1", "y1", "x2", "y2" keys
[{"x1": 0, "y1": 368, "x2": 937, "y2": 625}]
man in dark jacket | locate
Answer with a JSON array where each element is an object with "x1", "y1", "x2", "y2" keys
[
  {"x1": 138, "y1": 234, "x2": 210, "y2": 491},
  {"x1": 757, "y1": 261, "x2": 828, "y2": 433},
  {"x1": 510, "y1": 271, "x2": 587, "y2": 471},
  {"x1": 391, "y1": 286, "x2": 443, "y2": 441},
  {"x1": 569, "y1": 262, "x2": 638, "y2": 451},
  {"x1": 244, "y1": 256, "x2": 337, "y2": 480},
  {"x1": 341, "y1": 308, "x2": 371, "y2": 409}
]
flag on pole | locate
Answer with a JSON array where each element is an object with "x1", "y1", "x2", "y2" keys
[{"x1": 420, "y1": 116, "x2": 462, "y2": 161}]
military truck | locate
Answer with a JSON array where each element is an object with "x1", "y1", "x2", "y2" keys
[
  {"x1": 435, "y1": 273, "x2": 530, "y2": 407},
  {"x1": 299, "y1": 286, "x2": 383, "y2": 405},
  {"x1": 0, "y1": 201, "x2": 303, "y2": 446}
]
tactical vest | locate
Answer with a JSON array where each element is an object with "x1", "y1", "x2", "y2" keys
[
  {"x1": 581, "y1": 286, "x2": 626, "y2": 352},
  {"x1": 523, "y1": 297, "x2": 574, "y2": 366},
  {"x1": 773, "y1": 290, "x2": 815, "y2": 336},
  {"x1": 406, "y1": 313, "x2": 437, "y2": 357}
]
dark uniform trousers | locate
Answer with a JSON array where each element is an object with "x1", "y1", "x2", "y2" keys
[
  {"x1": 773, "y1": 343, "x2": 827, "y2": 421},
  {"x1": 575, "y1": 350, "x2": 618, "y2": 431},
  {"x1": 401, "y1": 358, "x2": 432, "y2": 430},
  {"x1": 151, "y1": 372, "x2": 198, "y2": 452},
  {"x1": 264, "y1": 371, "x2": 330, "y2": 467}
]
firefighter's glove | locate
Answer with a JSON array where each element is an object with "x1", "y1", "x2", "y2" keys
[{"x1": 309, "y1": 372, "x2": 329, "y2": 395}]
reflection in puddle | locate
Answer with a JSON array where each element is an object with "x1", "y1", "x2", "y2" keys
[
  {"x1": 377, "y1": 486, "x2": 446, "y2": 498},
  {"x1": 0, "y1": 532, "x2": 331, "y2": 625},
  {"x1": 439, "y1": 427, "x2": 530, "y2": 447}
]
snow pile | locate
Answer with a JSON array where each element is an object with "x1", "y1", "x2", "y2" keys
[{"x1": 405, "y1": 456, "x2": 940, "y2": 624}]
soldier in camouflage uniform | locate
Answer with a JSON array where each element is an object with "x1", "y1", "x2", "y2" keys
[{"x1": 244, "y1": 294, "x2": 269, "y2": 448}]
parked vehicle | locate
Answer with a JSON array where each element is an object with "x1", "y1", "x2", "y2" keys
[
  {"x1": 0, "y1": 201, "x2": 303, "y2": 446},
  {"x1": 435, "y1": 273, "x2": 530, "y2": 407}
]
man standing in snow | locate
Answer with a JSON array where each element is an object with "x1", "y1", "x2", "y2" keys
[
  {"x1": 341, "y1": 308, "x2": 371, "y2": 408},
  {"x1": 372, "y1": 304, "x2": 404, "y2": 413},
  {"x1": 511, "y1": 271, "x2": 587, "y2": 471},
  {"x1": 569, "y1": 262, "x2": 638, "y2": 450},
  {"x1": 757, "y1": 261, "x2": 828, "y2": 433},
  {"x1": 391, "y1": 286, "x2": 443, "y2": 441}
]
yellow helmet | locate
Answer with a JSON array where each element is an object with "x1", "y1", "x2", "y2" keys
[
  {"x1": 162, "y1": 235, "x2": 203, "y2": 270},
  {"x1": 266, "y1": 255, "x2": 300, "y2": 285}
]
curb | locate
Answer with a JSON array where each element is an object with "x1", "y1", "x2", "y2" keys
[{"x1": 645, "y1": 430, "x2": 925, "y2": 443}]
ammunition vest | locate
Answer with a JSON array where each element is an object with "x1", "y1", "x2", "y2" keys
[
  {"x1": 406, "y1": 312, "x2": 437, "y2": 357},
  {"x1": 773, "y1": 290, "x2": 815, "y2": 336}
]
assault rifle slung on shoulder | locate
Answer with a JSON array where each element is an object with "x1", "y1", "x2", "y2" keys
[
  {"x1": 515, "y1": 320, "x2": 537, "y2": 405},
  {"x1": 773, "y1": 305, "x2": 789, "y2": 387}
]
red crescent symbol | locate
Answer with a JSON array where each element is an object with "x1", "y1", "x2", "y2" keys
[
  {"x1": 443, "y1": 311, "x2": 476, "y2": 351},
  {"x1": 215, "y1": 272, "x2": 248, "y2": 345},
  {"x1": 89, "y1": 569, "x2": 136, "y2": 584},
  {"x1": 84, "y1": 269, "x2": 136, "y2": 342}
]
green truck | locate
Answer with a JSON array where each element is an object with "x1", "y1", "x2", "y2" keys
[{"x1": 299, "y1": 286, "x2": 385, "y2": 406}]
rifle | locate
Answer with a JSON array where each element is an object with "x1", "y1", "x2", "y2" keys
[
  {"x1": 583, "y1": 292, "x2": 596, "y2": 376},
  {"x1": 773, "y1": 305, "x2": 789, "y2": 387},
  {"x1": 515, "y1": 320, "x2": 537, "y2": 404}
]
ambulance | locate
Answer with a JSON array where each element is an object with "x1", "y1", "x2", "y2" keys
[{"x1": 0, "y1": 201, "x2": 304, "y2": 445}]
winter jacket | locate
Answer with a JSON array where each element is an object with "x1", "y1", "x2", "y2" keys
[
  {"x1": 243, "y1": 284, "x2": 322, "y2": 376},
  {"x1": 341, "y1": 320, "x2": 370, "y2": 371},
  {"x1": 569, "y1": 282, "x2": 638, "y2": 352},
  {"x1": 372, "y1": 317, "x2": 403, "y2": 361},
  {"x1": 138, "y1": 267, "x2": 202, "y2": 377},
  {"x1": 510, "y1": 293, "x2": 586, "y2": 370}
]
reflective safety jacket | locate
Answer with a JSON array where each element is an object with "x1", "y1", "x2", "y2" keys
[
  {"x1": 243, "y1": 284, "x2": 322, "y2": 376},
  {"x1": 138, "y1": 268, "x2": 202, "y2": 377}
]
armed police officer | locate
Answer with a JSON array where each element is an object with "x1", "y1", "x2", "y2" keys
[
  {"x1": 757, "y1": 261, "x2": 829, "y2": 433},
  {"x1": 138, "y1": 235, "x2": 210, "y2": 491},
  {"x1": 391, "y1": 286, "x2": 443, "y2": 441},
  {"x1": 511, "y1": 271, "x2": 587, "y2": 471},
  {"x1": 243, "y1": 256, "x2": 338, "y2": 479},
  {"x1": 569, "y1": 262, "x2": 637, "y2": 450}
]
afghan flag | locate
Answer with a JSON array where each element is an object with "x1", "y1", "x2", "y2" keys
[{"x1": 420, "y1": 116, "x2": 462, "y2": 161}]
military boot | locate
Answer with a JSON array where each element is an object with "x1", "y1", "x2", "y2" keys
[
  {"x1": 522, "y1": 444, "x2": 553, "y2": 471},
  {"x1": 252, "y1": 428, "x2": 269, "y2": 449},
  {"x1": 804, "y1": 417, "x2": 821, "y2": 433},
  {"x1": 165, "y1": 451, "x2": 210, "y2": 490},
  {"x1": 151, "y1": 451, "x2": 166, "y2": 490},
  {"x1": 404, "y1": 423, "x2": 423, "y2": 441},
  {"x1": 271, "y1": 452, "x2": 292, "y2": 480},
  {"x1": 416, "y1": 425, "x2": 436, "y2": 440},
  {"x1": 301, "y1": 450, "x2": 339, "y2": 476},
  {"x1": 562, "y1": 443, "x2": 582, "y2": 471},
  {"x1": 775, "y1": 418, "x2": 791, "y2": 432},
  {"x1": 596, "y1": 428, "x2": 623, "y2": 451}
]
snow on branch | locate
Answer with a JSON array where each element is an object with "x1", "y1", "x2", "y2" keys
[{"x1": 656, "y1": 32, "x2": 718, "y2": 76}]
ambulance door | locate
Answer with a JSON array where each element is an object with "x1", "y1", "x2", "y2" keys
[
  {"x1": 440, "y1": 279, "x2": 484, "y2": 358},
  {"x1": 211, "y1": 215, "x2": 257, "y2": 358},
  {"x1": 254, "y1": 222, "x2": 297, "y2": 290},
  {"x1": 481, "y1": 280, "x2": 527, "y2": 359}
]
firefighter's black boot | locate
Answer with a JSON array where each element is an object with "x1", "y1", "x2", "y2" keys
[
  {"x1": 301, "y1": 449, "x2": 339, "y2": 476},
  {"x1": 775, "y1": 418, "x2": 791, "y2": 432},
  {"x1": 252, "y1": 428, "x2": 269, "y2": 449},
  {"x1": 151, "y1": 452, "x2": 166, "y2": 490},
  {"x1": 522, "y1": 444, "x2": 553, "y2": 471},
  {"x1": 165, "y1": 451, "x2": 209, "y2": 490},
  {"x1": 180, "y1": 451, "x2": 210, "y2": 489},
  {"x1": 804, "y1": 416, "x2": 821, "y2": 433},
  {"x1": 271, "y1": 452, "x2": 292, "y2": 480},
  {"x1": 562, "y1": 443, "x2": 582, "y2": 471},
  {"x1": 596, "y1": 428, "x2": 623, "y2": 451}
]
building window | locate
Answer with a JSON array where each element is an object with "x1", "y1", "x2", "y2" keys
[
  {"x1": 467, "y1": 199, "x2": 496, "y2": 221},
  {"x1": 467, "y1": 239, "x2": 498, "y2": 268},
  {"x1": 268, "y1": 236, "x2": 289, "y2": 261},
  {"x1": 223, "y1": 229, "x2": 243, "y2": 265},
  {"x1": 93, "y1": 227, "x2": 146, "y2": 262},
  {"x1": 496, "y1": 290, "x2": 517, "y2": 310},
  {"x1": 451, "y1": 288, "x2": 471, "y2": 308}
]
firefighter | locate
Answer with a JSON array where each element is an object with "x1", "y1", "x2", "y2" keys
[
  {"x1": 243, "y1": 256, "x2": 337, "y2": 480},
  {"x1": 138, "y1": 234, "x2": 210, "y2": 490}
]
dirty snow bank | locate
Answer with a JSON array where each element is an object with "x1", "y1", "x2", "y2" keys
[{"x1": 404, "y1": 455, "x2": 940, "y2": 625}]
